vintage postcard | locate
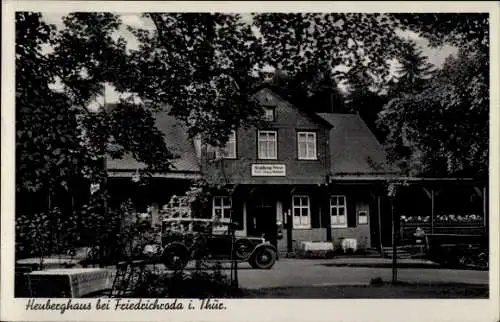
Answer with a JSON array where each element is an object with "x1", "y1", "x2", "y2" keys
[{"x1": 1, "y1": 1, "x2": 499, "y2": 322}]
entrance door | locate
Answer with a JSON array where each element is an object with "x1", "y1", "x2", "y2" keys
[{"x1": 248, "y1": 197, "x2": 277, "y2": 247}]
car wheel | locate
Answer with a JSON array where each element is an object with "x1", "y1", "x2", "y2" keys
[
  {"x1": 250, "y1": 247, "x2": 276, "y2": 269},
  {"x1": 162, "y1": 247, "x2": 188, "y2": 271},
  {"x1": 235, "y1": 239, "x2": 253, "y2": 259}
]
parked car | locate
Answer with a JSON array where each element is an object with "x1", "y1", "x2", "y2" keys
[{"x1": 161, "y1": 218, "x2": 278, "y2": 270}]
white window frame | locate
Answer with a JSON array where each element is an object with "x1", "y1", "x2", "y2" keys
[
  {"x1": 263, "y1": 107, "x2": 275, "y2": 121},
  {"x1": 215, "y1": 130, "x2": 236, "y2": 159},
  {"x1": 297, "y1": 131, "x2": 317, "y2": 160},
  {"x1": 212, "y1": 196, "x2": 232, "y2": 223},
  {"x1": 358, "y1": 211, "x2": 368, "y2": 225},
  {"x1": 292, "y1": 195, "x2": 311, "y2": 229},
  {"x1": 258, "y1": 130, "x2": 277, "y2": 160},
  {"x1": 330, "y1": 195, "x2": 347, "y2": 228}
]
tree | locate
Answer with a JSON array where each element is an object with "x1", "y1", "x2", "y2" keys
[
  {"x1": 377, "y1": 13, "x2": 489, "y2": 178},
  {"x1": 253, "y1": 13, "x2": 404, "y2": 86},
  {"x1": 342, "y1": 64, "x2": 391, "y2": 141},
  {"x1": 16, "y1": 12, "x2": 173, "y2": 196},
  {"x1": 263, "y1": 66, "x2": 347, "y2": 114},
  {"x1": 114, "y1": 13, "x2": 266, "y2": 147},
  {"x1": 389, "y1": 39, "x2": 436, "y2": 95},
  {"x1": 15, "y1": 12, "x2": 173, "y2": 260},
  {"x1": 392, "y1": 13, "x2": 489, "y2": 55},
  {"x1": 377, "y1": 50, "x2": 488, "y2": 178}
]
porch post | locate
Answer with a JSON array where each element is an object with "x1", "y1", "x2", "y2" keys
[
  {"x1": 325, "y1": 185, "x2": 332, "y2": 242},
  {"x1": 483, "y1": 185, "x2": 487, "y2": 230},
  {"x1": 377, "y1": 194, "x2": 384, "y2": 255},
  {"x1": 286, "y1": 208, "x2": 293, "y2": 254},
  {"x1": 391, "y1": 197, "x2": 397, "y2": 283},
  {"x1": 431, "y1": 188, "x2": 435, "y2": 234}
]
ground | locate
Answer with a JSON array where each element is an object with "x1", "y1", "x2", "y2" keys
[
  {"x1": 234, "y1": 257, "x2": 488, "y2": 288},
  {"x1": 17, "y1": 256, "x2": 489, "y2": 298},
  {"x1": 225, "y1": 257, "x2": 489, "y2": 298}
]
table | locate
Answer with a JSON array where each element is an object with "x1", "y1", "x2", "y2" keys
[{"x1": 28, "y1": 268, "x2": 113, "y2": 298}]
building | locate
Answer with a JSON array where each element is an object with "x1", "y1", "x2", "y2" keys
[{"x1": 106, "y1": 87, "x2": 488, "y2": 255}]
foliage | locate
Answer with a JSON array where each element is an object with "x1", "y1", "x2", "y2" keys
[
  {"x1": 16, "y1": 12, "x2": 489, "y2": 263},
  {"x1": 392, "y1": 13, "x2": 489, "y2": 54},
  {"x1": 389, "y1": 39, "x2": 436, "y2": 95},
  {"x1": 254, "y1": 13, "x2": 403, "y2": 87},
  {"x1": 113, "y1": 13, "x2": 265, "y2": 147},
  {"x1": 376, "y1": 13, "x2": 488, "y2": 178},
  {"x1": 132, "y1": 265, "x2": 239, "y2": 298},
  {"x1": 15, "y1": 12, "x2": 176, "y2": 262},
  {"x1": 378, "y1": 51, "x2": 488, "y2": 177},
  {"x1": 17, "y1": 12, "x2": 173, "y2": 190}
]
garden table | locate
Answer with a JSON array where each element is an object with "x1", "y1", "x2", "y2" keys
[{"x1": 28, "y1": 268, "x2": 113, "y2": 298}]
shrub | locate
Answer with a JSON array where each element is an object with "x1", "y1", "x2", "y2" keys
[
  {"x1": 131, "y1": 263, "x2": 240, "y2": 298},
  {"x1": 370, "y1": 277, "x2": 384, "y2": 286}
]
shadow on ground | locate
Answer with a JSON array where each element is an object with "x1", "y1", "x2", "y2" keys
[
  {"x1": 319, "y1": 263, "x2": 488, "y2": 271},
  {"x1": 241, "y1": 282, "x2": 489, "y2": 299}
]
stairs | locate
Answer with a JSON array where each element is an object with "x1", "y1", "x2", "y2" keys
[{"x1": 381, "y1": 246, "x2": 414, "y2": 259}]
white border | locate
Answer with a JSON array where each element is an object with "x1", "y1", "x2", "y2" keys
[{"x1": 2, "y1": 2, "x2": 499, "y2": 322}]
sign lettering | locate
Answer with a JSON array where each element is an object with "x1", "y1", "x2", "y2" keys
[{"x1": 251, "y1": 164, "x2": 286, "y2": 176}]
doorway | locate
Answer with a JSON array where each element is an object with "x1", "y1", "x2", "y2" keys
[{"x1": 247, "y1": 197, "x2": 277, "y2": 247}]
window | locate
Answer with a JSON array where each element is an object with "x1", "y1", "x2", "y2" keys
[
  {"x1": 263, "y1": 107, "x2": 275, "y2": 121},
  {"x1": 297, "y1": 132, "x2": 317, "y2": 160},
  {"x1": 330, "y1": 195, "x2": 347, "y2": 228},
  {"x1": 215, "y1": 130, "x2": 236, "y2": 159},
  {"x1": 212, "y1": 196, "x2": 232, "y2": 222},
  {"x1": 258, "y1": 130, "x2": 277, "y2": 159},
  {"x1": 292, "y1": 195, "x2": 310, "y2": 228},
  {"x1": 358, "y1": 211, "x2": 368, "y2": 225}
]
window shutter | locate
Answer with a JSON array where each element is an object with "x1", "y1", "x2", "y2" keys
[
  {"x1": 321, "y1": 199, "x2": 330, "y2": 228},
  {"x1": 310, "y1": 196, "x2": 320, "y2": 229},
  {"x1": 231, "y1": 197, "x2": 244, "y2": 230},
  {"x1": 347, "y1": 194, "x2": 357, "y2": 228}
]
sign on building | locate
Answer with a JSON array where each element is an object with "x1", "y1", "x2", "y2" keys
[{"x1": 251, "y1": 164, "x2": 286, "y2": 176}]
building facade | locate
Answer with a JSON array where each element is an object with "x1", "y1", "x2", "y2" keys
[
  {"x1": 106, "y1": 87, "x2": 487, "y2": 256},
  {"x1": 192, "y1": 88, "x2": 399, "y2": 254}
]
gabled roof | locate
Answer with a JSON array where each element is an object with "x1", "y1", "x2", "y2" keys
[
  {"x1": 106, "y1": 110, "x2": 200, "y2": 175},
  {"x1": 253, "y1": 87, "x2": 333, "y2": 129},
  {"x1": 317, "y1": 113, "x2": 400, "y2": 177}
]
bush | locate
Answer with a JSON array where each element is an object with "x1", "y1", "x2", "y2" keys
[
  {"x1": 370, "y1": 277, "x2": 384, "y2": 286},
  {"x1": 131, "y1": 264, "x2": 241, "y2": 298}
]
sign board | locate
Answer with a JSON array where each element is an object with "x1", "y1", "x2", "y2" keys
[{"x1": 251, "y1": 164, "x2": 286, "y2": 176}]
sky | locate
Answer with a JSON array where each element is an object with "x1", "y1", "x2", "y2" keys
[{"x1": 41, "y1": 12, "x2": 458, "y2": 104}]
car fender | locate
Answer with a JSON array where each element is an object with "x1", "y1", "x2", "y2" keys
[
  {"x1": 162, "y1": 242, "x2": 189, "y2": 256},
  {"x1": 250, "y1": 243, "x2": 278, "y2": 259}
]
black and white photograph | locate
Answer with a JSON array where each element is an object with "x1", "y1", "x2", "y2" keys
[{"x1": 2, "y1": 1, "x2": 499, "y2": 321}]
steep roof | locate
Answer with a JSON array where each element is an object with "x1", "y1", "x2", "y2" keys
[
  {"x1": 317, "y1": 113, "x2": 400, "y2": 177},
  {"x1": 106, "y1": 111, "x2": 200, "y2": 174},
  {"x1": 253, "y1": 87, "x2": 333, "y2": 129}
]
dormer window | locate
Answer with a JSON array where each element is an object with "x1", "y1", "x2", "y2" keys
[{"x1": 263, "y1": 107, "x2": 275, "y2": 122}]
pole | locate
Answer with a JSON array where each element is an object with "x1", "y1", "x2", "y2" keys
[
  {"x1": 391, "y1": 198, "x2": 397, "y2": 283},
  {"x1": 99, "y1": 85, "x2": 108, "y2": 268},
  {"x1": 483, "y1": 186, "x2": 487, "y2": 230},
  {"x1": 430, "y1": 188, "x2": 435, "y2": 234},
  {"x1": 377, "y1": 194, "x2": 384, "y2": 256}
]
